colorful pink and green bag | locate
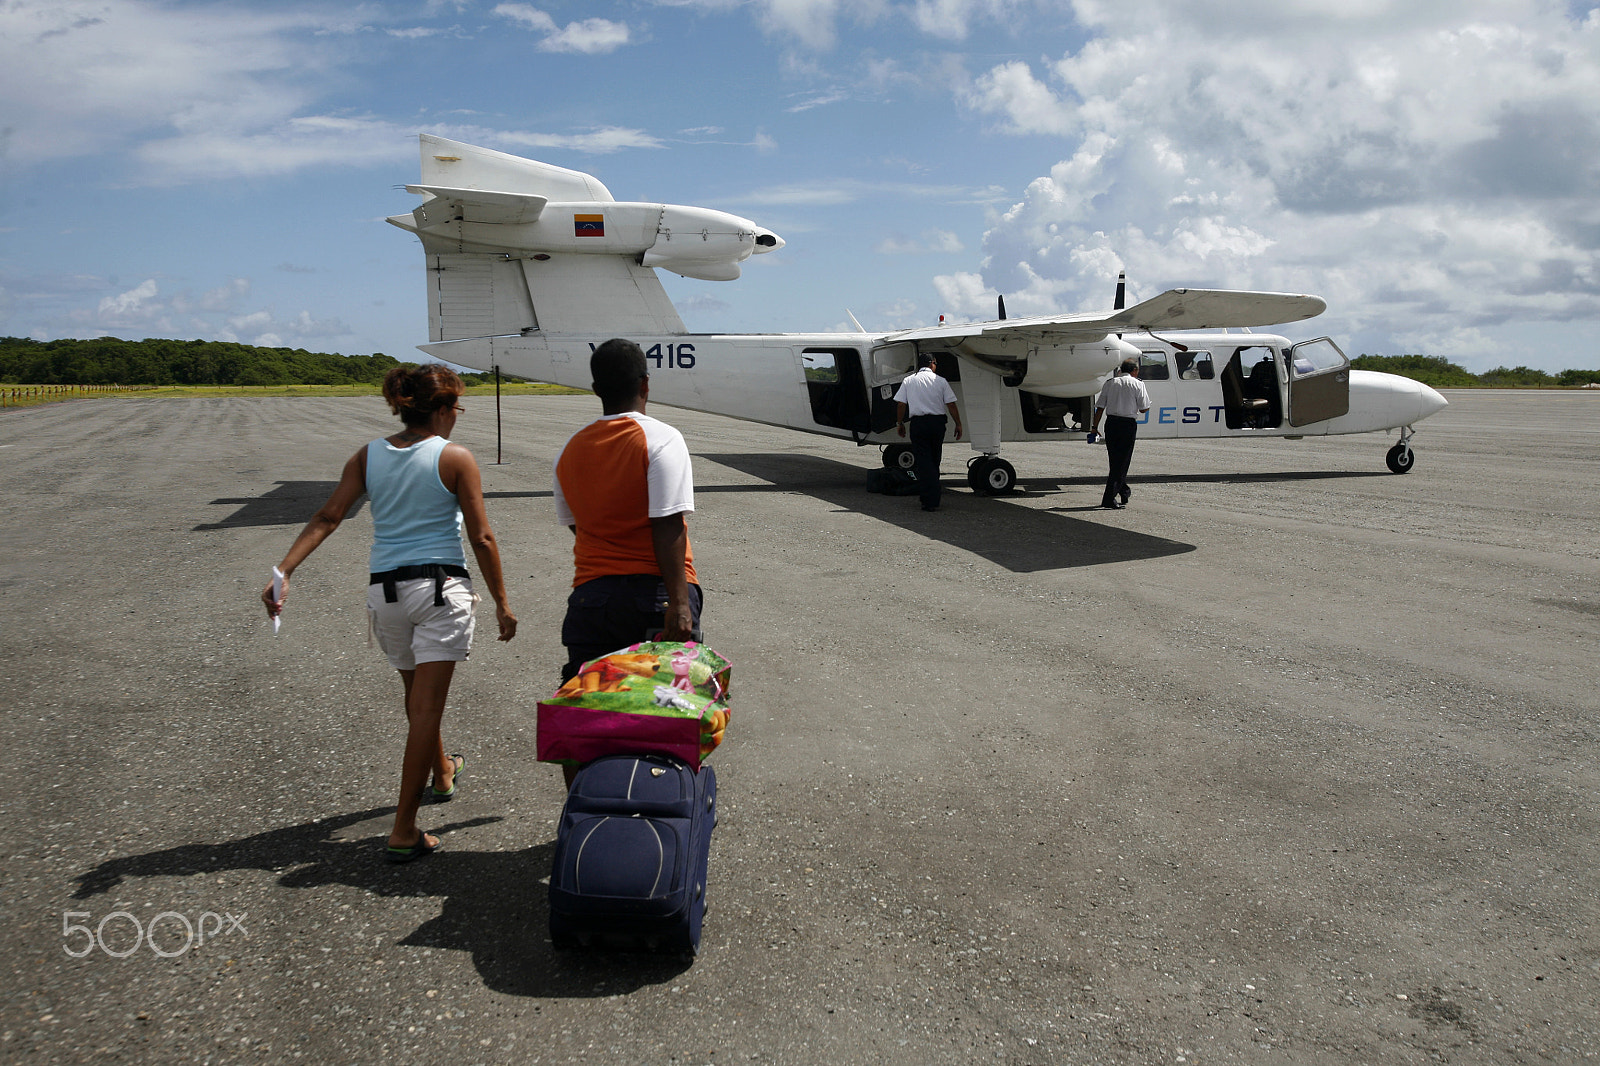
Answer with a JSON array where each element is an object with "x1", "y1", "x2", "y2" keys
[{"x1": 536, "y1": 641, "x2": 731, "y2": 771}]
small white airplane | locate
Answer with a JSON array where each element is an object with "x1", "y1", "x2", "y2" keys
[{"x1": 389, "y1": 135, "x2": 1447, "y2": 493}]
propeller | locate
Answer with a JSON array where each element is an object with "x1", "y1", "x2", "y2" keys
[{"x1": 998, "y1": 295, "x2": 1007, "y2": 321}]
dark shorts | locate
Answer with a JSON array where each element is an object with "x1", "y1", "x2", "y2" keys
[{"x1": 560, "y1": 574, "x2": 704, "y2": 683}]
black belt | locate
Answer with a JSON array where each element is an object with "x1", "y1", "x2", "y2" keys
[{"x1": 369, "y1": 564, "x2": 469, "y2": 605}]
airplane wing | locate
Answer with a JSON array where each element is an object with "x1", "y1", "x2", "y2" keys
[
  {"x1": 885, "y1": 309, "x2": 1119, "y2": 347},
  {"x1": 1106, "y1": 289, "x2": 1326, "y2": 331},
  {"x1": 886, "y1": 288, "x2": 1327, "y2": 347},
  {"x1": 404, "y1": 185, "x2": 550, "y2": 228}
]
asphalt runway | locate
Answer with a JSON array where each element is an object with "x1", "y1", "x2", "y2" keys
[{"x1": 2, "y1": 388, "x2": 1596, "y2": 1064}]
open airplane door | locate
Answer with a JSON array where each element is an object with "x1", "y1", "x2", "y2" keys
[
  {"x1": 801, "y1": 348, "x2": 873, "y2": 436},
  {"x1": 1286, "y1": 337, "x2": 1352, "y2": 427},
  {"x1": 866, "y1": 342, "x2": 916, "y2": 434},
  {"x1": 803, "y1": 346, "x2": 905, "y2": 439}
]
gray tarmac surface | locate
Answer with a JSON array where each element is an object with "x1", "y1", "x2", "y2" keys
[{"x1": 1, "y1": 388, "x2": 1596, "y2": 1065}]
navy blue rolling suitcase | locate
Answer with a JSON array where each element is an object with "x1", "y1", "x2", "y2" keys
[{"x1": 548, "y1": 753, "x2": 717, "y2": 955}]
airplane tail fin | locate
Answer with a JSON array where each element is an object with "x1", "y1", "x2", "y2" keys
[{"x1": 388, "y1": 135, "x2": 687, "y2": 342}]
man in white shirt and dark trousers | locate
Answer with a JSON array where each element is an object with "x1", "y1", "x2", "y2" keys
[
  {"x1": 894, "y1": 354, "x2": 963, "y2": 512},
  {"x1": 1089, "y1": 358, "x2": 1151, "y2": 509}
]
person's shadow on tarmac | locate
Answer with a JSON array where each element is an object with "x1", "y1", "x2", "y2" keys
[{"x1": 71, "y1": 807, "x2": 692, "y2": 996}]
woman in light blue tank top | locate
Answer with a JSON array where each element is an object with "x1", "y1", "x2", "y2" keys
[{"x1": 262, "y1": 365, "x2": 518, "y2": 862}]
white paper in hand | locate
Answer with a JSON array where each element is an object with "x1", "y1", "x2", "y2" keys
[{"x1": 270, "y1": 566, "x2": 285, "y2": 634}]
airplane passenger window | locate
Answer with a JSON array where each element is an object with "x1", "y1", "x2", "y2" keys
[
  {"x1": 1175, "y1": 350, "x2": 1214, "y2": 380},
  {"x1": 1139, "y1": 351, "x2": 1170, "y2": 380},
  {"x1": 801, "y1": 351, "x2": 838, "y2": 383}
]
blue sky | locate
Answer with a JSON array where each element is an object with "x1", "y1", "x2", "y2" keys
[{"x1": 3, "y1": 0, "x2": 1599, "y2": 372}]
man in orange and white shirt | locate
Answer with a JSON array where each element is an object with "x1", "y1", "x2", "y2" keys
[{"x1": 553, "y1": 338, "x2": 701, "y2": 685}]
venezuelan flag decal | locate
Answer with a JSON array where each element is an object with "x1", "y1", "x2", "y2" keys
[{"x1": 573, "y1": 213, "x2": 605, "y2": 237}]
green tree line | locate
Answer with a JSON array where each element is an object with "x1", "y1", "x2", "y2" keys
[
  {"x1": 5, "y1": 335, "x2": 1595, "y2": 389},
  {"x1": 0, "y1": 336, "x2": 510, "y2": 387},
  {"x1": 1351, "y1": 354, "x2": 1600, "y2": 388}
]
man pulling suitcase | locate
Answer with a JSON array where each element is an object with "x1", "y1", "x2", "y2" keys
[{"x1": 545, "y1": 338, "x2": 724, "y2": 956}]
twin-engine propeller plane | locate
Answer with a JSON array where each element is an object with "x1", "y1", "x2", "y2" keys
[{"x1": 389, "y1": 135, "x2": 1448, "y2": 493}]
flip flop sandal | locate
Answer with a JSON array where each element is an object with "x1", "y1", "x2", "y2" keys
[
  {"x1": 431, "y1": 754, "x2": 465, "y2": 801},
  {"x1": 385, "y1": 831, "x2": 440, "y2": 863}
]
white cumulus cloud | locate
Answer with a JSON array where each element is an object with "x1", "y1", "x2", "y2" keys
[
  {"x1": 0, "y1": 1, "x2": 656, "y2": 185},
  {"x1": 491, "y1": 3, "x2": 558, "y2": 32},
  {"x1": 541, "y1": 18, "x2": 632, "y2": 53},
  {"x1": 950, "y1": 0, "x2": 1600, "y2": 364},
  {"x1": 0, "y1": 1, "x2": 357, "y2": 169},
  {"x1": 493, "y1": 5, "x2": 633, "y2": 53},
  {"x1": 98, "y1": 279, "x2": 159, "y2": 317}
]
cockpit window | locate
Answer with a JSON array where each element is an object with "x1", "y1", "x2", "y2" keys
[
  {"x1": 869, "y1": 342, "x2": 915, "y2": 384},
  {"x1": 1289, "y1": 337, "x2": 1348, "y2": 376},
  {"x1": 1139, "y1": 351, "x2": 1170, "y2": 380}
]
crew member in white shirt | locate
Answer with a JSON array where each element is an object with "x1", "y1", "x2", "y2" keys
[
  {"x1": 893, "y1": 354, "x2": 963, "y2": 512},
  {"x1": 1089, "y1": 358, "x2": 1151, "y2": 509}
]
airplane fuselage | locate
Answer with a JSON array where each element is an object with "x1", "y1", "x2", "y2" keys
[{"x1": 431, "y1": 328, "x2": 1447, "y2": 451}]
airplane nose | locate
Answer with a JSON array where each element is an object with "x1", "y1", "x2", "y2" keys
[
  {"x1": 1420, "y1": 383, "x2": 1448, "y2": 415},
  {"x1": 753, "y1": 230, "x2": 785, "y2": 253},
  {"x1": 1347, "y1": 369, "x2": 1450, "y2": 431}
]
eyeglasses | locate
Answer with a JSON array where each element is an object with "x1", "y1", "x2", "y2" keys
[{"x1": 451, "y1": 403, "x2": 465, "y2": 413}]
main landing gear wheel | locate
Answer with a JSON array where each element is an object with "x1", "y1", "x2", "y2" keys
[
  {"x1": 883, "y1": 444, "x2": 915, "y2": 470},
  {"x1": 968, "y1": 456, "x2": 1016, "y2": 495},
  {"x1": 1385, "y1": 442, "x2": 1415, "y2": 474}
]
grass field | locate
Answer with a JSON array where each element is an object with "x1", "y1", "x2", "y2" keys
[
  {"x1": 0, "y1": 381, "x2": 586, "y2": 409},
  {"x1": 6, "y1": 378, "x2": 1596, "y2": 413}
]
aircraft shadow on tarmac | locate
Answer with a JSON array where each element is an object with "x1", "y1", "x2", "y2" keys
[
  {"x1": 196, "y1": 481, "x2": 368, "y2": 531},
  {"x1": 72, "y1": 807, "x2": 691, "y2": 995},
  {"x1": 700, "y1": 453, "x2": 1195, "y2": 572}
]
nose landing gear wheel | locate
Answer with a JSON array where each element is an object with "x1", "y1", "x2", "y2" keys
[
  {"x1": 1385, "y1": 442, "x2": 1415, "y2": 474},
  {"x1": 883, "y1": 444, "x2": 915, "y2": 470},
  {"x1": 968, "y1": 456, "x2": 1016, "y2": 495}
]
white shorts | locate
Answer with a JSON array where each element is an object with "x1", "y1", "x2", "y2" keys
[{"x1": 366, "y1": 576, "x2": 477, "y2": 671}]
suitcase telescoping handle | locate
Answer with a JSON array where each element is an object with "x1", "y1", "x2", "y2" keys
[{"x1": 565, "y1": 753, "x2": 702, "y2": 818}]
